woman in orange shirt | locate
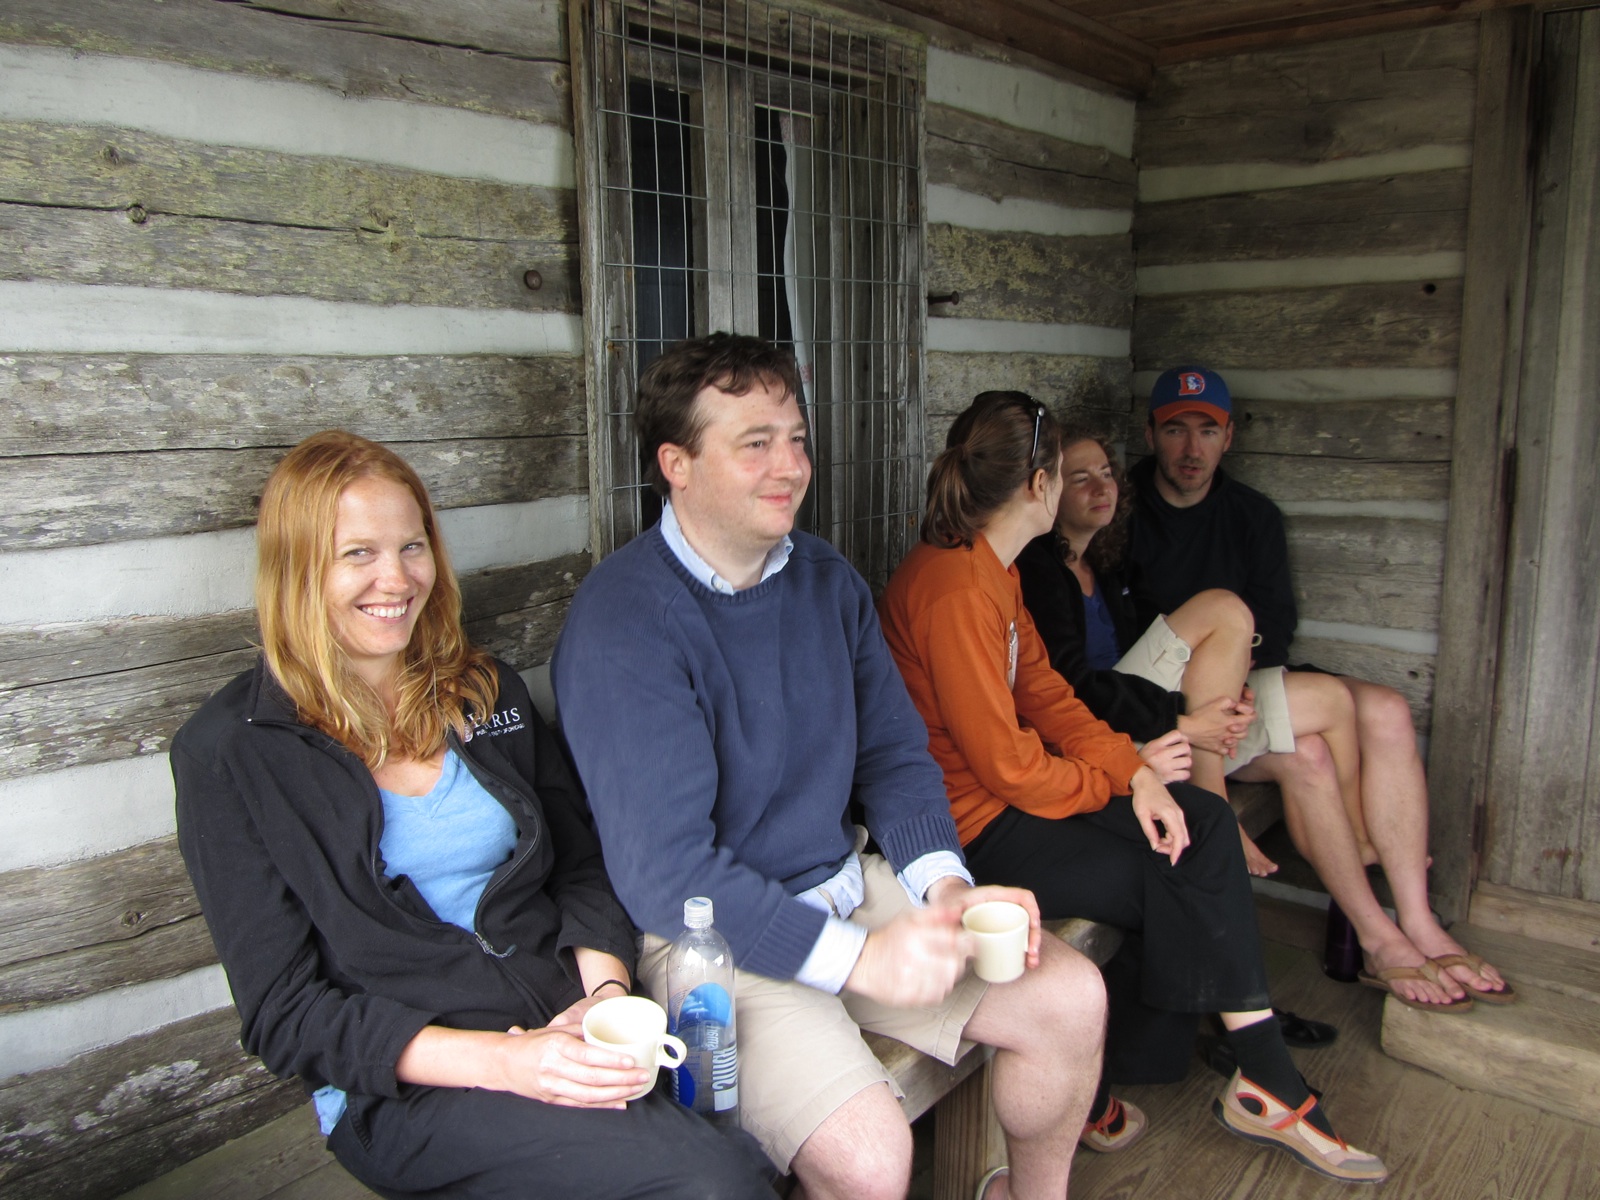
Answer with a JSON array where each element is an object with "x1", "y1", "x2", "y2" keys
[{"x1": 879, "y1": 392, "x2": 1386, "y2": 1185}]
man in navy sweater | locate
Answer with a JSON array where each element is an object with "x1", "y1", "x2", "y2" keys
[
  {"x1": 1126, "y1": 366, "x2": 1512, "y2": 1012},
  {"x1": 555, "y1": 334, "x2": 1104, "y2": 1200}
]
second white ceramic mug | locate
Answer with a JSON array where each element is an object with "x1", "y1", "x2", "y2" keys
[{"x1": 962, "y1": 900, "x2": 1029, "y2": 983}]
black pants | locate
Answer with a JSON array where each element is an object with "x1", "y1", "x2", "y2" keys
[
  {"x1": 329, "y1": 1083, "x2": 777, "y2": 1199},
  {"x1": 964, "y1": 782, "x2": 1272, "y2": 1084}
]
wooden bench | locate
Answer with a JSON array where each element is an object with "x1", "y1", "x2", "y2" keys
[{"x1": 120, "y1": 784, "x2": 1283, "y2": 1200}]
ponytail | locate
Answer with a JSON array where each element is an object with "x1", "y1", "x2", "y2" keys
[{"x1": 920, "y1": 391, "x2": 1061, "y2": 548}]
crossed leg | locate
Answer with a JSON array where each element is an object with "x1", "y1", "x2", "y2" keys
[
  {"x1": 789, "y1": 936, "x2": 1104, "y2": 1200},
  {"x1": 1161, "y1": 589, "x2": 1254, "y2": 798},
  {"x1": 1159, "y1": 590, "x2": 1266, "y2": 872}
]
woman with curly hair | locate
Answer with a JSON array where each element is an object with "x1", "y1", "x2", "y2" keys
[
  {"x1": 1014, "y1": 428, "x2": 1279, "y2": 875},
  {"x1": 173, "y1": 430, "x2": 772, "y2": 1199}
]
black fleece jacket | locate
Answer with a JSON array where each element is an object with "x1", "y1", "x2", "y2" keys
[
  {"x1": 172, "y1": 658, "x2": 636, "y2": 1099},
  {"x1": 1015, "y1": 532, "x2": 1185, "y2": 742},
  {"x1": 1125, "y1": 457, "x2": 1298, "y2": 669}
]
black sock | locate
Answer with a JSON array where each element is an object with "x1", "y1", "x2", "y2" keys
[
  {"x1": 1224, "y1": 1015, "x2": 1336, "y2": 1138},
  {"x1": 1086, "y1": 1075, "x2": 1113, "y2": 1127}
]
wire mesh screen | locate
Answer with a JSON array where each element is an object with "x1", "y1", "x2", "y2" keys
[{"x1": 581, "y1": 0, "x2": 926, "y2": 590}]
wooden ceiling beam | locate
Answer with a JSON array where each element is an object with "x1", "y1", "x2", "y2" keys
[
  {"x1": 882, "y1": 0, "x2": 1157, "y2": 93},
  {"x1": 1150, "y1": 0, "x2": 1531, "y2": 64}
]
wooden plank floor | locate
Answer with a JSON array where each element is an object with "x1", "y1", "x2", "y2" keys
[{"x1": 1062, "y1": 903, "x2": 1600, "y2": 1200}]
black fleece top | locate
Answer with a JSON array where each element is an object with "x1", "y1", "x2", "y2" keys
[
  {"x1": 1125, "y1": 457, "x2": 1298, "y2": 669},
  {"x1": 172, "y1": 658, "x2": 636, "y2": 1099},
  {"x1": 1015, "y1": 532, "x2": 1185, "y2": 742}
]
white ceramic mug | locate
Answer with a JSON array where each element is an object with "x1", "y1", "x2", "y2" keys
[
  {"x1": 582, "y1": 995, "x2": 688, "y2": 1101},
  {"x1": 962, "y1": 900, "x2": 1029, "y2": 983}
]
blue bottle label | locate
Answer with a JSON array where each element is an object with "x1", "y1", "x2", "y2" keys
[{"x1": 670, "y1": 982, "x2": 737, "y2": 1114}]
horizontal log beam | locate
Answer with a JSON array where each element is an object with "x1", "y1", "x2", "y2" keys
[
  {"x1": 925, "y1": 351, "x2": 1132, "y2": 418},
  {"x1": 1230, "y1": 397, "x2": 1454, "y2": 460},
  {"x1": 1135, "y1": 170, "x2": 1471, "y2": 265},
  {"x1": 1288, "y1": 515, "x2": 1445, "y2": 632},
  {"x1": 1132, "y1": 279, "x2": 1463, "y2": 371},
  {"x1": 0, "y1": 1008, "x2": 301, "y2": 1200},
  {"x1": 0, "y1": 437, "x2": 584, "y2": 550},
  {"x1": 0, "y1": 202, "x2": 576, "y2": 313},
  {"x1": 1227, "y1": 454, "x2": 1450, "y2": 503},
  {"x1": 926, "y1": 104, "x2": 1136, "y2": 211},
  {"x1": 0, "y1": 120, "x2": 576, "y2": 246},
  {"x1": 926, "y1": 227, "x2": 1132, "y2": 328},
  {"x1": 1138, "y1": 23, "x2": 1478, "y2": 168},
  {"x1": 0, "y1": 913, "x2": 215, "y2": 1015},
  {"x1": 223, "y1": 0, "x2": 567, "y2": 61},
  {"x1": 0, "y1": 0, "x2": 569, "y2": 126},
  {"x1": 0, "y1": 353, "x2": 584, "y2": 458},
  {"x1": 0, "y1": 836, "x2": 196, "y2": 969}
]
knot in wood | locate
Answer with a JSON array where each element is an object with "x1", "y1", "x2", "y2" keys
[
  {"x1": 127, "y1": 205, "x2": 149, "y2": 225},
  {"x1": 121, "y1": 909, "x2": 147, "y2": 928},
  {"x1": 523, "y1": 269, "x2": 544, "y2": 291}
]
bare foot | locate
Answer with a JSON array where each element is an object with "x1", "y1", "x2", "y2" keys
[
  {"x1": 1362, "y1": 934, "x2": 1466, "y2": 1006},
  {"x1": 1240, "y1": 829, "x2": 1278, "y2": 877},
  {"x1": 1403, "y1": 922, "x2": 1509, "y2": 995}
]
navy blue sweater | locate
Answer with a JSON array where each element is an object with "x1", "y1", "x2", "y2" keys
[{"x1": 553, "y1": 526, "x2": 961, "y2": 982}]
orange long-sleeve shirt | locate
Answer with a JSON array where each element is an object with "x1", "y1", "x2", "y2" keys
[{"x1": 879, "y1": 537, "x2": 1146, "y2": 845}]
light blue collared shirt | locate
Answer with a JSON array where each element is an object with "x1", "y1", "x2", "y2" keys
[{"x1": 658, "y1": 501, "x2": 971, "y2": 993}]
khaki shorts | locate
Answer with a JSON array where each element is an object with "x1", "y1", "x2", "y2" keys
[
  {"x1": 1113, "y1": 615, "x2": 1295, "y2": 771},
  {"x1": 635, "y1": 848, "x2": 988, "y2": 1172}
]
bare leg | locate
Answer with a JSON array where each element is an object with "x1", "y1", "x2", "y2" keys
[
  {"x1": 1339, "y1": 678, "x2": 1507, "y2": 995},
  {"x1": 959, "y1": 935, "x2": 1106, "y2": 1200},
  {"x1": 1217, "y1": 1008, "x2": 1274, "y2": 1030},
  {"x1": 788, "y1": 1083, "x2": 913, "y2": 1200},
  {"x1": 1282, "y1": 672, "x2": 1369, "y2": 861},
  {"x1": 1162, "y1": 590, "x2": 1269, "y2": 872},
  {"x1": 1232, "y1": 735, "x2": 1464, "y2": 1007},
  {"x1": 1162, "y1": 589, "x2": 1254, "y2": 797}
]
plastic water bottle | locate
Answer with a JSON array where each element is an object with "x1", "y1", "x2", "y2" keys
[{"x1": 665, "y1": 896, "x2": 739, "y2": 1126}]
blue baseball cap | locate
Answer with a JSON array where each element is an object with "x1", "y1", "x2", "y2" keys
[{"x1": 1149, "y1": 367, "x2": 1231, "y2": 426}]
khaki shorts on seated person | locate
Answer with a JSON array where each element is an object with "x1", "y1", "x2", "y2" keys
[
  {"x1": 635, "y1": 847, "x2": 989, "y2": 1173},
  {"x1": 1112, "y1": 614, "x2": 1295, "y2": 773}
]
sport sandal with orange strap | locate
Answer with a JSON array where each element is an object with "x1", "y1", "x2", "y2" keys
[
  {"x1": 1079, "y1": 1094, "x2": 1148, "y2": 1153},
  {"x1": 1213, "y1": 1070, "x2": 1389, "y2": 1184}
]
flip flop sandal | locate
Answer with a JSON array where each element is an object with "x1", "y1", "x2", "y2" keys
[
  {"x1": 974, "y1": 1165, "x2": 1008, "y2": 1200},
  {"x1": 1080, "y1": 1094, "x2": 1148, "y2": 1153},
  {"x1": 1429, "y1": 953, "x2": 1518, "y2": 1004},
  {"x1": 1357, "y1": 960, "x2": 1475, "y2": 1012}
]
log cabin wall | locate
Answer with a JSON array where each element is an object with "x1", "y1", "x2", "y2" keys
[
  {"x1": 922, "y1": 43, "x2": 1136, "y2": 454},
  {"x1": 0, "y1": 2, "x2": 589, "y2": 1195},
  {"x1": 1131, "y1": 22, "x2": 1479, "y2": 731}
]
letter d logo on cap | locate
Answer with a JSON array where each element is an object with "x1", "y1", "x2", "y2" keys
[{"x1": 1179, "y1": 372, "x2": 1206, "y2": 396}]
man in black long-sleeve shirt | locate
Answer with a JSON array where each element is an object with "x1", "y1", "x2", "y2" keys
[{"x1": 1125, "y1": 367, "x2": 1513, "y2": 1011}]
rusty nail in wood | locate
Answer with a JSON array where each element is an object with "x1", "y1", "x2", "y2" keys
[{"x1": 927, "y1": 290, "x2": 959, "y2": 306}]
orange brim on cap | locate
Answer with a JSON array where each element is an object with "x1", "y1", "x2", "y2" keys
[{"x1": 1152, "y1": 399, "x2": 1231, "y2": 425}]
